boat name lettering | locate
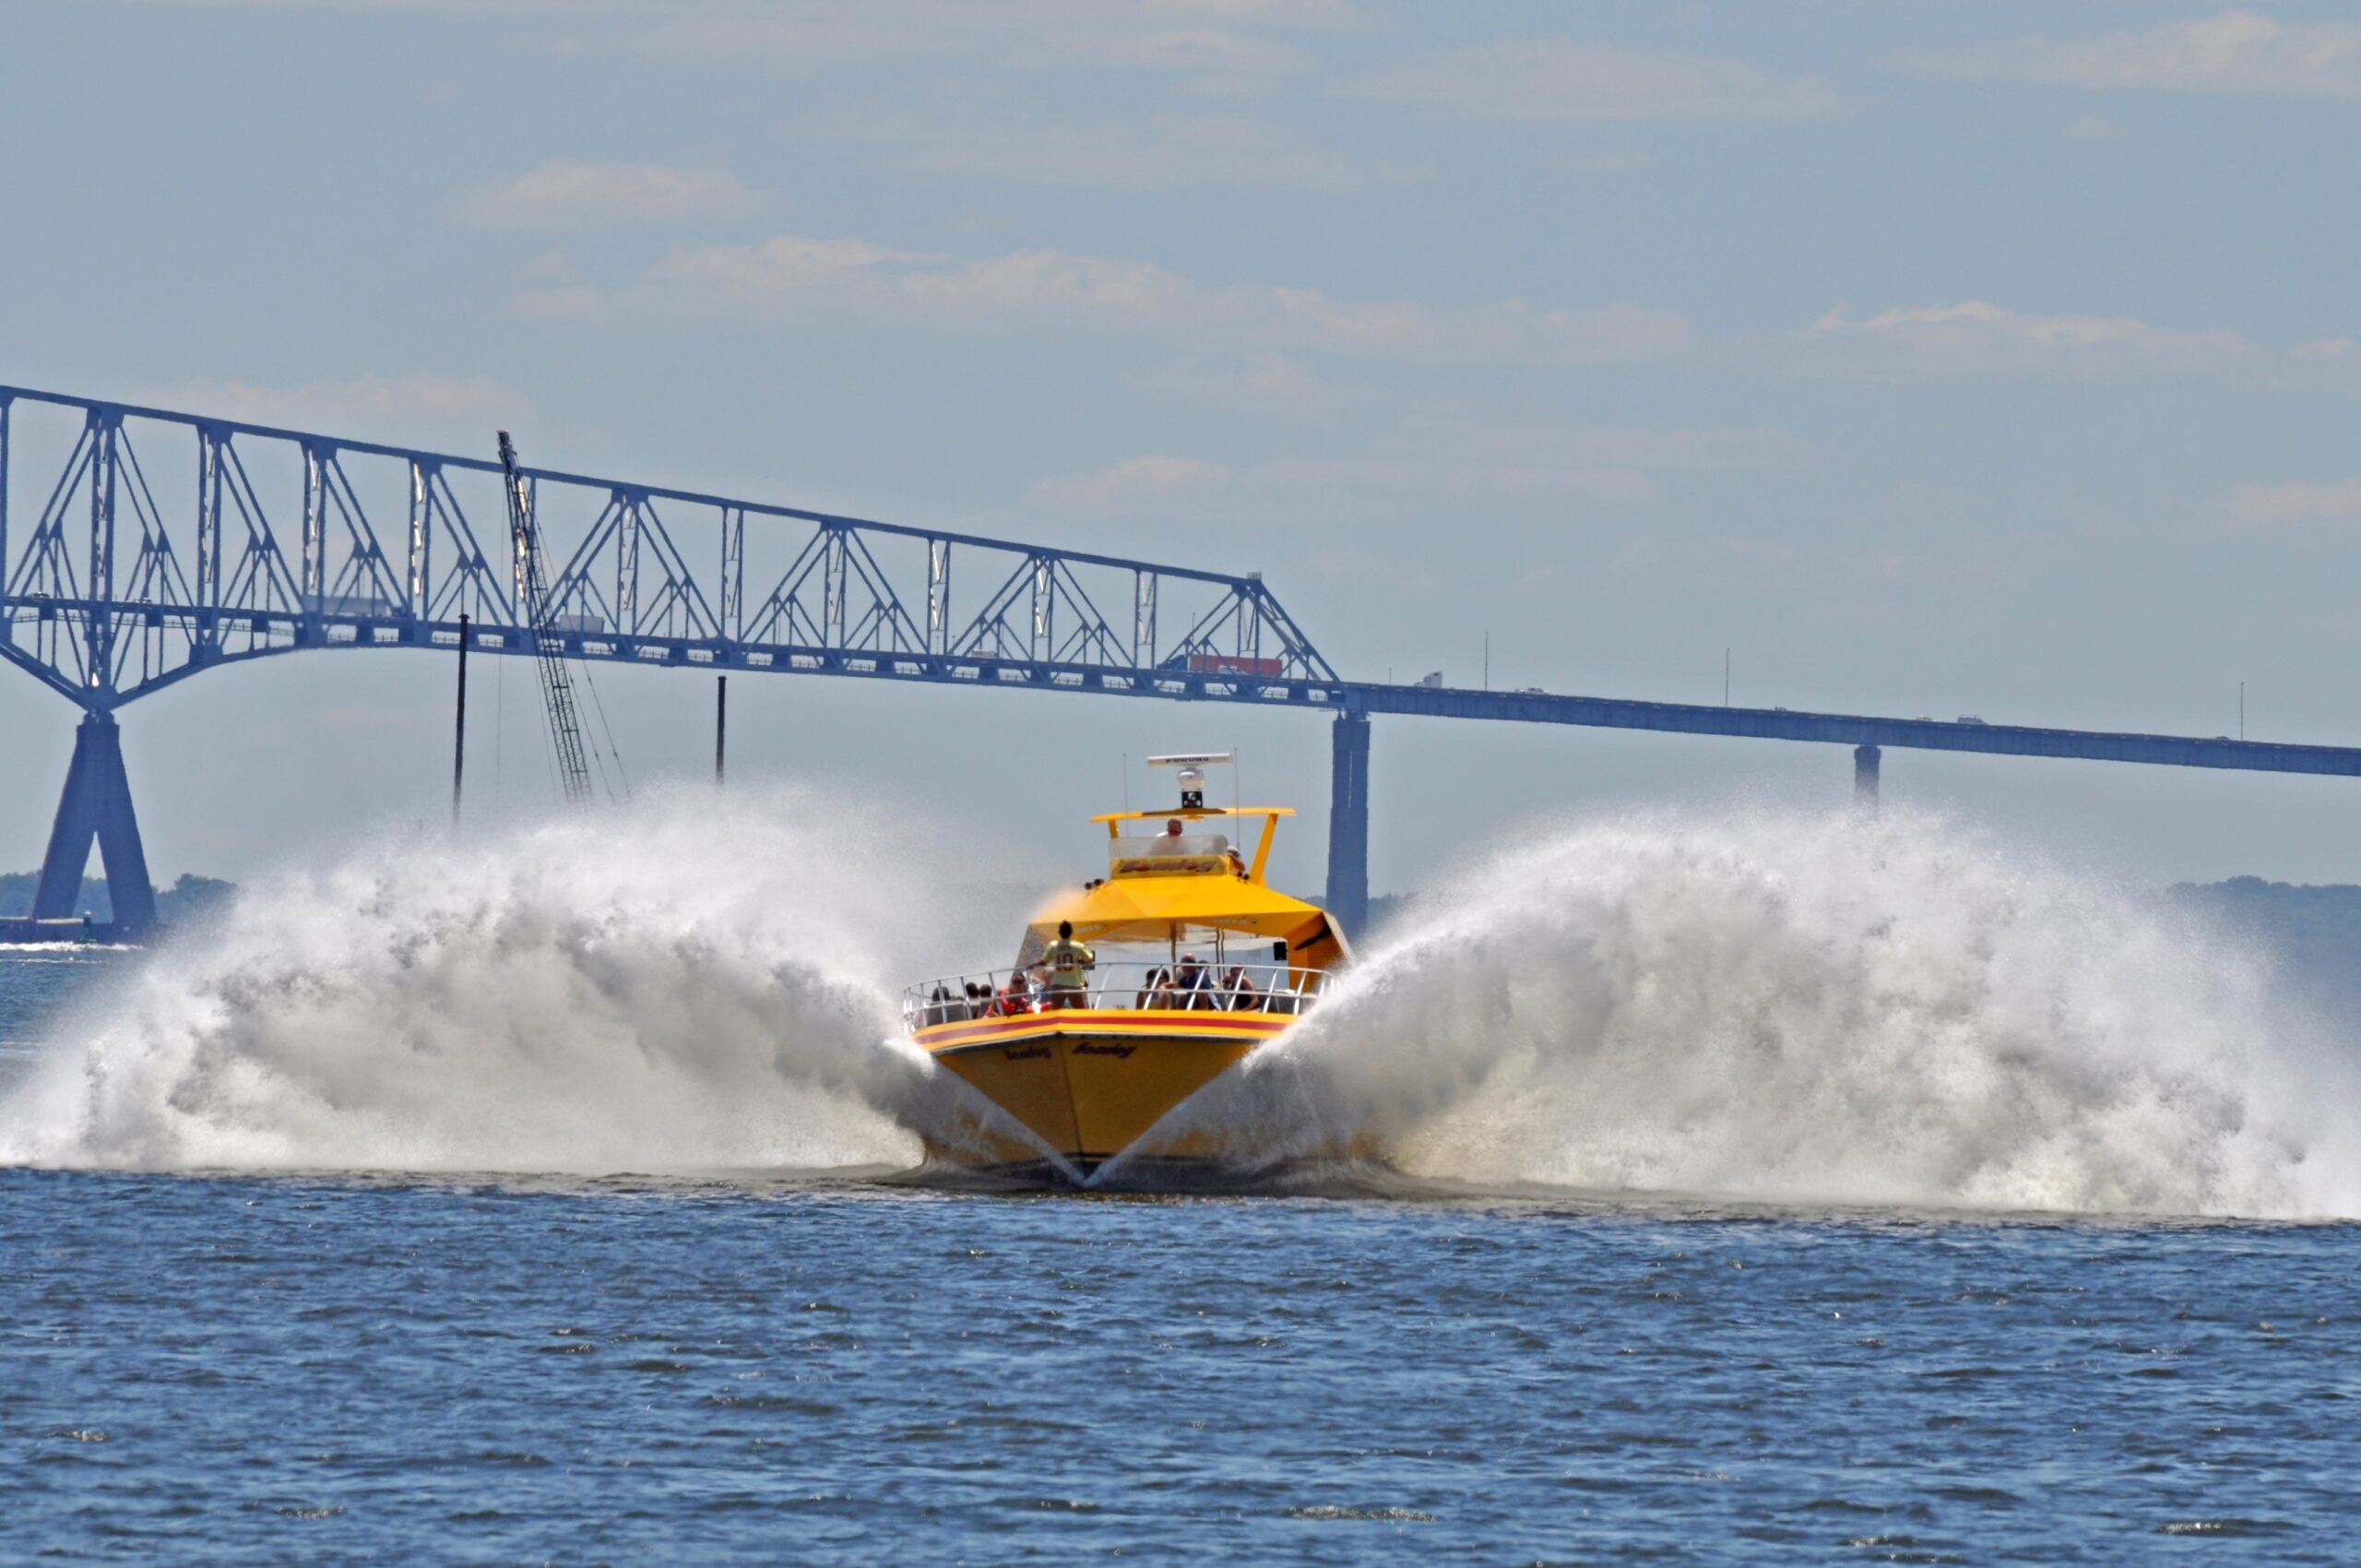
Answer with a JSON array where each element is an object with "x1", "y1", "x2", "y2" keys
[
  {"x1": 1002, "y1": 1044, "x2": 1052, "y2": 1062},
  {"x1": 1073, "y1": 1042, "x2": 1138, "y2": 1060}
]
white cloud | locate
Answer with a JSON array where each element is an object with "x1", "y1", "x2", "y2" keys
[
  {"x1": 658, "y1": 233, "x2": 927, "y2": 299},
  {"x1": 1038, "y1": 26, "x2": 1300, "y2": 76},
  {"x1": 127, "y1": 375, "x2": 536, "y2": 448},
  {"x1": 841, "y1": 115, "x2": 1393, "y2": 188},
  {"x1": 1468, "y1": 422, "x2": 1821, "y2": 473},
  {"x1": 151, "y1": 1, "x2": 602, "y2": 9},
  {"x1": 1254, "y1": 455, "x2": 1661, "y2": 504},
  {"x1": 1481, "y1": 303, "x2": 1696, "y2": 364},
  {"x1": 1143, "y1": 353, "x2": 1347, "y2": 414},
  {"x1": 1804, "y1": 300, "x2": 2255, "y2": 377},
  {"x1": 450, "y1": 160, "x2": 760, "y2": 229},
  {"x1": 152, "y1": 0, "x2": 1353, "y2": 101},
  {"x1": 1028, "y1": 455, "x2": 1229, "y2": 516},
  {"x1": 506, "y1": 0, "x2": 1346, "y2": 82},
  {"x1": 1356, "y1": 40, "x2": 1839, "y2": 122},
  {"x1": 1559, "y1": 151, "x2": 1646, "y2": 176},
  {"x1": 1904, "y1": 10, "x2": 2361, "y2": 98},
  {"x1": 150, "y1": 0, "x2": 1346, "y2": 18},
  {"x1": 516, "y1": 247, "x2": 575, "y2": 283},
  {"x1": 2264, "y1": 334, "x2": 2361, "y2": 394},
  {"x1": 504, "y1": 236, "x2": 2319, "y2": 394},
  {"x1": 1278, "y1": 421, "x2": 1815, "y2": 503},
  {"x1": 504, "y1": 283, "x2": 608, "y2": 322},
  {"x1": 553, "y1": 230, "x2": 1692, "y2": 368},
  {"x1": 1027, "y1": 416, "x2": 1804, "y2": 522},
  {"x1": 1204, "y1": 421, "x2": 1819, "y2": 513},
  {"x1": 652, "y1": 238, "x2": 1194, "y2": 332},
  {"x1": 2226, "y1": 479, "x2": 2361, "y2": 530}
]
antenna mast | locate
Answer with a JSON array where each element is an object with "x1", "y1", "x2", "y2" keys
[{"x1": 499, "y1": 430, "x2": 596, "y2": 807}]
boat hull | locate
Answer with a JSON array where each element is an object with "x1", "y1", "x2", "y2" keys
[{"x1": 915, "y1": 1009, "x2": 1292, "y2": 1180}]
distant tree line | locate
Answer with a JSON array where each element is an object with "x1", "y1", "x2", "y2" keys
[{"x1": 2165, "y1": 877, "x2": 2361, "y2": 1018}]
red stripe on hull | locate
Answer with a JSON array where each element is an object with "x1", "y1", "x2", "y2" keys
[{"x1": 917, "y1": 1011, "x2": 1292, "y2": 1052}]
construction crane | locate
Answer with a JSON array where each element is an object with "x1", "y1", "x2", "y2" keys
[{"x1": 498, "y1": 430, "x2": 597, "y2": 807}]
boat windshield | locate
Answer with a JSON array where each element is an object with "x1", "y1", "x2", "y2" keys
[{"x1": 1109, "y1": 832, "x2": 1233, "y2": 877}]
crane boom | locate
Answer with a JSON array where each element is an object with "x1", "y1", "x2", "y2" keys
[{"x1": 499, "y1": 430, "x2": 597, "y2": 806}]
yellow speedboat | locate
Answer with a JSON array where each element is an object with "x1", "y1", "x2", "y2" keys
[{"x1": 904, "y1": 754, "x2": 1349, "y2": 1182}]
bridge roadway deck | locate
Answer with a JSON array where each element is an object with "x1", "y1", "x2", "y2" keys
[
  {"x1": 1346, "y1": 683, "x2": 2361, "y2": 777},
  {"x1": 8, "y1": 584, "x2": 2351, "y2": 775}
]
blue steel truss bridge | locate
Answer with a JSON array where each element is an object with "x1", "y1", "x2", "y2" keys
[{"x1": 6, "y1": 382, "x2": 2360, "y2": 937}]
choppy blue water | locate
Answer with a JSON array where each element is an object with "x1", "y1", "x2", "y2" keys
[{"x1": 3, "y1": 951, "x2": 2357, "y2": 1564}]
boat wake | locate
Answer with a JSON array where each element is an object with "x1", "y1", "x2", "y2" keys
[
  {"x1": 5, "y1": 790, "x2": 2355, "y2": 1218},
  {"x1": 1141, "y1": 806, "x2": 2361, "y2": 1219},
  {"x1": 0, "y1": 785, "x2": 1020, "y2": 1175}
]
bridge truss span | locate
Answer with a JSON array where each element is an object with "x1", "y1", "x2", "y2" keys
[{"x1": 0, "y1": 385, "x2": 1336, "y2": 713}]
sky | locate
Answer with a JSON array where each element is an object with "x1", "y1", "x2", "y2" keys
[{"x1": 4, "y1": 0, "x2": 2361, "y2": 898}]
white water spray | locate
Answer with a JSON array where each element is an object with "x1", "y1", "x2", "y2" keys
[
  {"x1": 1151, "y1": 806, "x2": 2361, "y2": 1218},
  {"x1": 0, "y1": 785, "x2": 1019, "y2": 1174},
  {"x1": 8, "y1": 790, "x2": 2355, "y2": 1217}
]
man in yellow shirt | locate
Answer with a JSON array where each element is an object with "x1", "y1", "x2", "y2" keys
[{"x1": 1041, "y1": 920, "x2": 1096, "y2": 1009}]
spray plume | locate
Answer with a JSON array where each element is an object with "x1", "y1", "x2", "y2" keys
[
  {"x1": 0, "y1": 785, "x2": 1023, "y2": 1173},
  {"x1": 1133, "y1": 806, "x2": 2360, "y2": 1218},
  {"x1": 6, "y1": 794, "x2": 2354, "y2": 1218}
]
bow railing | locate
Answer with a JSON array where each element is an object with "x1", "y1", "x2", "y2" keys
[{"x1": 902, "y1": 961, "x2": 1332, "y2": 1028}]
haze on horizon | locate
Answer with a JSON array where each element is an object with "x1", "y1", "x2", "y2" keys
[{"x1": 4, "y1": 1, "x2": 2359, "y2": 897}]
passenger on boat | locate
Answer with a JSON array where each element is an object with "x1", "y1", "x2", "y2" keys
[
  {"x1": 991, "y1": 980, "x2": 1031, "y2": 1016},
  {"x1": 1173, "y1": 953, "x2": 1216, "y2": 1010},
  {"x1": 961, "y1": 981, "x2": 988, "y2": 1019},
  {"x1": 926, "y1": 984, "x2": 954, "y2": 1025},
  {"x1": 1135, "y1": 966, "x2": 1171, "y2": 1008},
  {"x1": 1147, "y1": 818, "x2": 1188, "y2": 853},
  {"x1": 1220, "y1": 966, "x2": 1259, "y2": 1012},
  {"x1": 1041, "y1": 921, "x2": 1096, "y2": 1009},
  {"x1": 1226, "y1": 847, "x2": 1247, "y2": 878}
]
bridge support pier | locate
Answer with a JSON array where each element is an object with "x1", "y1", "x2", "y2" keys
[
  {"x1": 1854, "y1": 744, "x2": 1880, "y2": 812},
  {"x1": 32, "y1": 712, "x2": 157, "y2": 935},
  {"x1": 1325, "y1": 711, "x2": 1370, "y2": 937}
]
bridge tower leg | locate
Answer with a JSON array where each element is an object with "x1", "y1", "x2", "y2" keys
[
  {"x1": 1325, "y1": 711, "x2": 1370, "y2": 936},
  {"x1": 1854, "y1": 744, "x2": 1880, "y2": 812},
  {"x1": 31, "y1": 712, "x2": 157, "y2": 934}
]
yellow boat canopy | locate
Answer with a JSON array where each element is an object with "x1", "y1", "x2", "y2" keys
[{"x1": 1021, "y1": 806, "x2": 1350, "y2": 969}]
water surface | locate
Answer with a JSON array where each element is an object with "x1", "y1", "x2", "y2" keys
[{"x1": 4, "y1": 951, "x2": 2355, "y2": 1564}]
